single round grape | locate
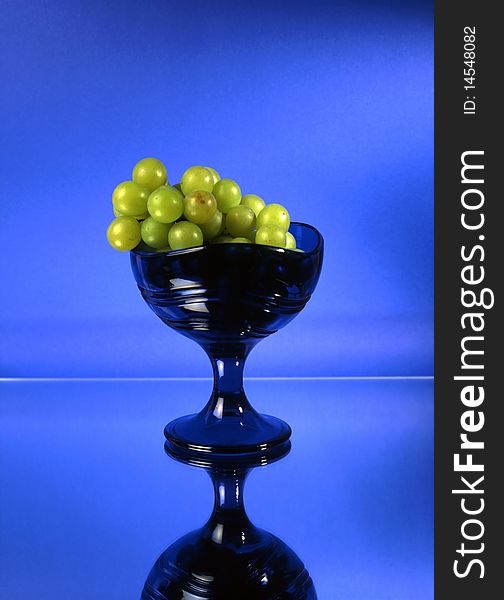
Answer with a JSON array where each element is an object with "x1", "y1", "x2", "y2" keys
[
  {"x1": 147, "y1": 186, "x2": 183, "y2": 223},
  {"x1": 106, "y1": 216, "x2": 141, "y2": 251},
  {"x1": 205, "y1": 166, "x2": 221, "y2": 184},
  {"x1": 285, "y1": 231, "x2": 297, "y2": 249},
  {"x1": 199, "y1": 210, "x2": 224, "y2": 241},
  {"x1": 183, "y1": 191, "x2": 217, "y2": 224},
  {"x1": 212, "y1": 178, "x2": 241, "y2": 213},
  {"x1": 225, "y1": 205, "x2": 255, "y2": 238},
  {"x1": 255, "y1": 225, "x2": 286, "y2": 248},
  {"x1": 168, "y1": 221, "x2": 203, "y2": 250},
  {"x1": 241, "y1": 194, "x2": 266, "y2": 217},
  {"x1": 181, "y1": 166, "x2": 214, "y2": 195},
  {"x1": 141, "y1": 217, "x2": 172, "y2": 249},
  {"x1": 256, "y1": 203, "x2": 290, "y2": 231},
  {"x1": 132, "y1": 158, "x2": 167, "y2": 192},
  {"x1": 232, "y1": 237, "x2": 252, "y2": 243},
  {"x1": 112, "y1": 181, "x2": 149, "y2": 217}
]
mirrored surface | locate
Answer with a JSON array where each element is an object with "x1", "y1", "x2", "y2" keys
[{"x1": 0, "y1": 379, "x2": 432, "y2": 599}]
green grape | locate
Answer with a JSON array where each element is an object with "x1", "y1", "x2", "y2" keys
[
  {"x1": 255, "y1": 225, "x2": 286, "y2": 248},
  {"x1": 107, "y1": 216, "x2": 141, "y2": 251},
  {"x1": 225, "y1": 205, "x2": 255, "y2": 238},
  {"x1": 232, "y1": 237, "x2": 252, "y2": 243},
  {"x1": 212, "y1": 178, "x2": 241, "y2": 213},
  {"x1": 256, "y1": 203, "x2": 290, "y2": 231},
  {"x1": 212, "y1": 235, "x2": 233, "y2": 243},
  {"x1": 205, "y1": 166, "x2": 221, "y2": 184},
  {"x1": 147, "y1": 186, "x2": 183, "y2": 223},
  {"x1": 113, "y1": 206, "x2": 121, "y2": 217},
  {"x1": 135, "y1": 211, "x2": 150, "y2": 221},
  {"x1": 112, "y1": 181, "x2": 149, "y2": 217},
  {"x1": 132, "y1": 158, "x2": 167, "y2": 192},
  {"x1": 241, "y1": 194, "x2": 266, "y2": 217},
  {"x1": 155, "y1": 246, "x2": 171, "y2": 253},
  {"x1": 141, "y1": 217, "x2": 172, "y2": 249},
  {"x1": 181, "y1": 166, "x2": 214, "y2": 195},
  {"x1": 183, "y1": 190, "x2": 217, "y2": 224},
  {"x1": 285, "y1": 231, "x2": 297, "y2": 249},
  {"x1": 168, "y1": 221, "x2": 203, "y2": 250},
  {"x1": 199, "y1": 210, "x2": 224, "y2": 241}
]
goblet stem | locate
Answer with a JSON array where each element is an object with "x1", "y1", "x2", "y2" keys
[
  {"x1": 202, "y1": 347, "x2": 257, "y2": 420},
  {"x1": 164, "y1": 342, "x2": 291, "y2": 460}
]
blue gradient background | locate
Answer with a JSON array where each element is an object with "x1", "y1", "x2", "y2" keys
[{"x1": 0, "y1": 0, "x2": 433, "y2": 377}]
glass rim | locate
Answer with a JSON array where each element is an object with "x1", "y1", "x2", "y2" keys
[{"x1": 130, "y1": 221, "x2": 323, "y2": 258}]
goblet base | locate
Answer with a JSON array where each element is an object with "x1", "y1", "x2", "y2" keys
[{"x1": 164, "y1": 411, "x2": 292, "y2": 468}]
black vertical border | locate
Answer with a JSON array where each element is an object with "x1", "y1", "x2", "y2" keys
[{"x1": 435, "y1": 1, "x2": 501, "y2": 599}]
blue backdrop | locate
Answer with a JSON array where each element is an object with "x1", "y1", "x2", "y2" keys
[{"x1": 0, "y1": 0, "x2": 433, "y2": 377}]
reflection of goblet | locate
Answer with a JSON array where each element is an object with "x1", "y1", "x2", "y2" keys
[
  {"x1": 142, "y1": 445, "x2": 317, "y2": 599},
  {"x1": 130, "y1": 223, "x2": 323, "y2": 465}
]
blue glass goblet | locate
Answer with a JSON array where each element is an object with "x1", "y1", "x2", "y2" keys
[{"x1": 130, "y1": 223, "x2": 323, "y2": 465}]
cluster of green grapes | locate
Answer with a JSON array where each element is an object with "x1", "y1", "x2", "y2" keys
[{"x1": 106, "y1": 158, "x2": 298, "y2": 253}]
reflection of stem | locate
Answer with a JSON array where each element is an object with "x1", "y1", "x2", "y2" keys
[
  {"x1": 206, "y1": 468, "x2": 257, "y2": 547},
  {"x1": 212, "y1": 469, "x2": 249, "y2": 516}
]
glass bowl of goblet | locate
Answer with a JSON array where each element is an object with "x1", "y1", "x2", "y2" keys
[{"x1": 130, "y1": 222, "x2": 323, "y2": 464}]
